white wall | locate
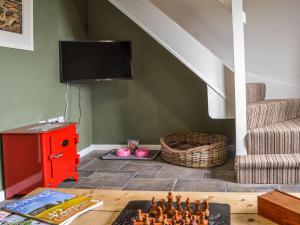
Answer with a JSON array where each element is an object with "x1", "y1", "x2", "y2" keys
[
  {"x1": 150, "y1": 0, "x2": 300, "y2": 99},
  {"x1": 150, "y1": 0, "x2": 234, "y2": 69},
  {"x1": 245, "y1": 0, "x2": 300, "y2": 98}
]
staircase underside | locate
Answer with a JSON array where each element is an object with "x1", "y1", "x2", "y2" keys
[{"x1": 108, "y1": 0, "x2": 235, "y2": 119}]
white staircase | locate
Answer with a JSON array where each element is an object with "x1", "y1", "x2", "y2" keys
[{"x1": 108, "y1": 0, "x2": 235, "y2": 119}]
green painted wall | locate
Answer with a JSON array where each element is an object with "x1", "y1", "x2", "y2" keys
[
  {"x1": 89, "y1": 0, "x2": 235, "y2": 144},
  {"x1": 0, "y1": 0, "x2": 92, "y2": 189}
]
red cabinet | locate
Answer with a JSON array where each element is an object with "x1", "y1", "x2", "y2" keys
[{"x1": 1, "y1": 123, "x2": 80, "y2": 199}]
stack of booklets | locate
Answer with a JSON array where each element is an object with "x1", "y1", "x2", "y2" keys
[{"x1": 0, "y1": 190, "x2": 103, "y2": 225}]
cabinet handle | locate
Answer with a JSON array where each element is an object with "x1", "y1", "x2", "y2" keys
[
  {"x1": 49, "y1": 153, "x2": 64, "y2": 160},
  {"x1": 62, "y1": 139, "x2": 69, "y2": 147},
  {"x1": 54, "y1": 153, "x2": 63, "y2": 159}
]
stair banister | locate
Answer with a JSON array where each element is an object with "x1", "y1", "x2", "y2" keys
[{"x1": 232, "y1": 0, "x2": 247, "y2": 156}]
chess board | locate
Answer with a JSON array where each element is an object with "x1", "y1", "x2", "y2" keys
[{"x1": 112, "y1": 200, "x2": 230, "y2": 225}]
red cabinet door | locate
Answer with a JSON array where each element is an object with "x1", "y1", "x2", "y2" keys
[{"x1": 48, "y1": 127, "x2": 79, "y2": 187}]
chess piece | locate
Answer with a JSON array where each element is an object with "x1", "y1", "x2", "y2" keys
[
  {"x1": 136, "y1": 209, "x2": 143, "y2": 221},
  {"x1": 203, "y1": 200, "x2": 209, "y2": 217},
  {"x1": 190, "y1": 216, "x2": 197, "y2": 225},
  {"x1": 160, "y1": 199, "x2": 166, "y2": 213},
  {"x1": 173, "y1": 210, "x2": 180, "y2": 222},
  {"x1": 199, "y1": 212, "x2": 208, "y2": 225},
  {"x1": 156, "y1": 206, "x2": 163, "y2": 222},
  {"x1": 183, "y1": 211, "x2": 190, "y2": 224},
  {"x1": 186, "y1": 197, "x2": 192, "y2": 214},
  {"x1": 162, "y1": 214, "x2": 169, "y2": 225},
  {"x1": 171, "y1": 219, "x2": 177, "y2": 225},
  {"x1": 143, "y1": 214, "x2": 150, "y2": 225},
  {"x1": 132, "y1": 219, "x2": 136, "y2": 224},
  {"x1": 150, "y1": 219, "x2": 155, "y2": 225},
  {"x1": 150, "y1": 196, "x2": 158, "y2": 215},
  {"x1": 180, "y1": 219, "x2": 185, "y2": 225},
  {"x1": 194, "y1": 200, "x2": 201, "y2": 215},
  {"x1": 176, "y1": 195, "x2": 183, "y2": 214},
  {"x1": 166, "y1": 192, "x2": 175, "y2": 215}
]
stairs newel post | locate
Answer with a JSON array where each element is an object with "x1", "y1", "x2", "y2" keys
[{"x1": 232, "y1": 0, "x2": 247, "y2": 156}]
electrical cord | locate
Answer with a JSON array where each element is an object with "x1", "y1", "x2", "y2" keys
[{"x1": 64, "y1": 82, "x2": 69, "y2": 122}]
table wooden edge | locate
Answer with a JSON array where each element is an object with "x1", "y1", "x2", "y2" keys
[{"x1": 25, "y1": 188, "x2": 300, "y2": 225}]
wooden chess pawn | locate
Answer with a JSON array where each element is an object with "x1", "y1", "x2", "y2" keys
[
  {"x1": 180, "y1": 219, "x2": 185, "y2": 225},
  {"x1": 166, "y1": 192, "x2": 175, "y2": 214},
  {"x1": 194, "y1": 200, "x2": 202, "y2": 215},
  {"x1": 156, "y1": 206, "x2": 163, "y2": 222},
  {"x1": 136, "y1": 209, "x2": 143, "y2": 221},
  {"x1": 150, "y1": 219, "x2": 155, "y2": 225},
  {"x1": 160, "y1": 199, "x2": 166, "y2": 213},
  {"x1": 183, "y1": 211, "x2": 190, "y2": 224},
  {"x1": 176, "y1": 195, "x2": 183, "y2": 214},
  {"x1": 150, "y1": 196, "x2": 158, "y2": 215},
  {"x1": 171, "y1": 219, "x2": 177, "y2": 225},
  {"x1": 173, "y1": 210, "x2": 180, "y2": 222},
  {"x1": 143, "y1": 214, "x2": 150, "y2": 225},
  {"x1": 162, "y1": 214, "x2": 169, "y2": 225},
  {"x1": 203, "y1": 200, "x2": 209, "y2": 217},
  {"x1": 186, "y1": 197, "x2": 192, "y2": 214},
  {"x1": 199, "y1": 212, "x2": 208, "y2": 225},
  {"x1": 189, "y1": 216, "x2": 197, "y2": 225}
]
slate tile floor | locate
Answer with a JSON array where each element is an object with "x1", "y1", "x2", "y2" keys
[{"x1": 59, "y1": 149, "x2": 300, "y2": 192}]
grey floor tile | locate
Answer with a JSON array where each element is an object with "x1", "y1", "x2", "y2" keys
[
  {"x1": 203, "y1": 171, "x2": 236, "y2": 182},
  {"x1": 121, "y1": 163, "x2": 163, "y2": 171},
  {"x1": 123, "y1": 178, "x2": 176, "y2": 191},
  {"x1": 82, "y1": 171, "x2": 136, "y2": 188},
  {"x1": 89, "y1": 170, "x2": 136, "y2": 178},
  {"x1": 59, "y1": 178, "x2": 86, "y2": 188},
  {"x1": 80, "y1": 158, "x2": 127, "y2": 171},
  {"x1": 157, "y1": 165, "x2": 204, "y2": 179},
  {"x1": 203, "y1": 171, "x2": 226, "y2": 181},
  {"x1": 253, "y1": 184, "x2": 279, "y2": 193},
  {"x1": 78, "y1": 170, "x2": 95, "y2": 177},
  {"x1": 208, "y1": 159, "x2": 235, "y2": 171},
  {"x1": 226, "y1": 182, "x2": 254, "y2": 192},
  {"x1": 78, "y1": 157, "x2": 95, "y2": 169},
  {"x1": 279, "y1": 184, "x2": 300, "y2": 192},
  {"x1": 121, "y1": 163, "x2": 163, "y2": 178},
  {"x1": 134, "y1": 170, "x2": 161, "y2": 178},
  {"x1": 174, "y1": 179, "x2": 226, "y2": 192}
]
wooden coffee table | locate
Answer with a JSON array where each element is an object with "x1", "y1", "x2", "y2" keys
[{"x1": 27, "y1": 188, "x2": 297, "y2": 225}]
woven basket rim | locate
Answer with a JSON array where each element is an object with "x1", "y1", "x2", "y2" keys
[{"x1": 160, "y1": 132, "x2": 227, "y2": 153}]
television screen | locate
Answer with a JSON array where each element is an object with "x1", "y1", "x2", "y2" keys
[{"x1": 59, "y1": 41, "x2": 133, "y2": 82}]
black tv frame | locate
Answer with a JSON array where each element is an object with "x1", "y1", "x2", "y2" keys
[{"x1": 59, "y1": 40, "x2": 133, "y2": 83}]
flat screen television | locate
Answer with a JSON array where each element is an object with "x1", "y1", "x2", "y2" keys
[{"x1": 59, "y1": 41, "x2": 133, "y2": 83}]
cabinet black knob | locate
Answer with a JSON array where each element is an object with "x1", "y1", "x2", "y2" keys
[{"x1": 62, "y1": 139, "x2": 69, "y2": 147}]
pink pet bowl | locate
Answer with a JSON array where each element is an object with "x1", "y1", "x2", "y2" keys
[
  {"x1": 116, "y1": 148, "x2": 131, "y2": 157},
  {"x1": 135, "y1": 147, "x2": 150, "y2": 157}
]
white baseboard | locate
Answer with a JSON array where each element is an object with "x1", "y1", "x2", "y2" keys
[
  {"x1": 78, "y1": 144, "x2": 161, "y2": 157},
  {"x1": 0, "y1": 191, "x2": 5, "y2": 202},
  {"x1": 78, "y1": 145, "x2": 95, "y2": 158}
]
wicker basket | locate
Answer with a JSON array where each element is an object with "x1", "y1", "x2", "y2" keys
[{"x1": 160, "y1": 132, "x2": 228, "y2": 168}]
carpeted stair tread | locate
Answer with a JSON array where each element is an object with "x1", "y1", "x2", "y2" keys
[
  {"x1": 246, "y1": 83, "x2": 266, "y2": 103},
  {"x1": 235, "y1": 154, "x2": 300, "y2": 184},
  {"x1": 247, "y1": 99, "x2": 300, "y2": 129},
  {"x1": 236, "y1": 154, "x2": 300, "y2": 169},
  {"x1": 246, "y1": 118, "x2": 300, "y2": 154}
]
